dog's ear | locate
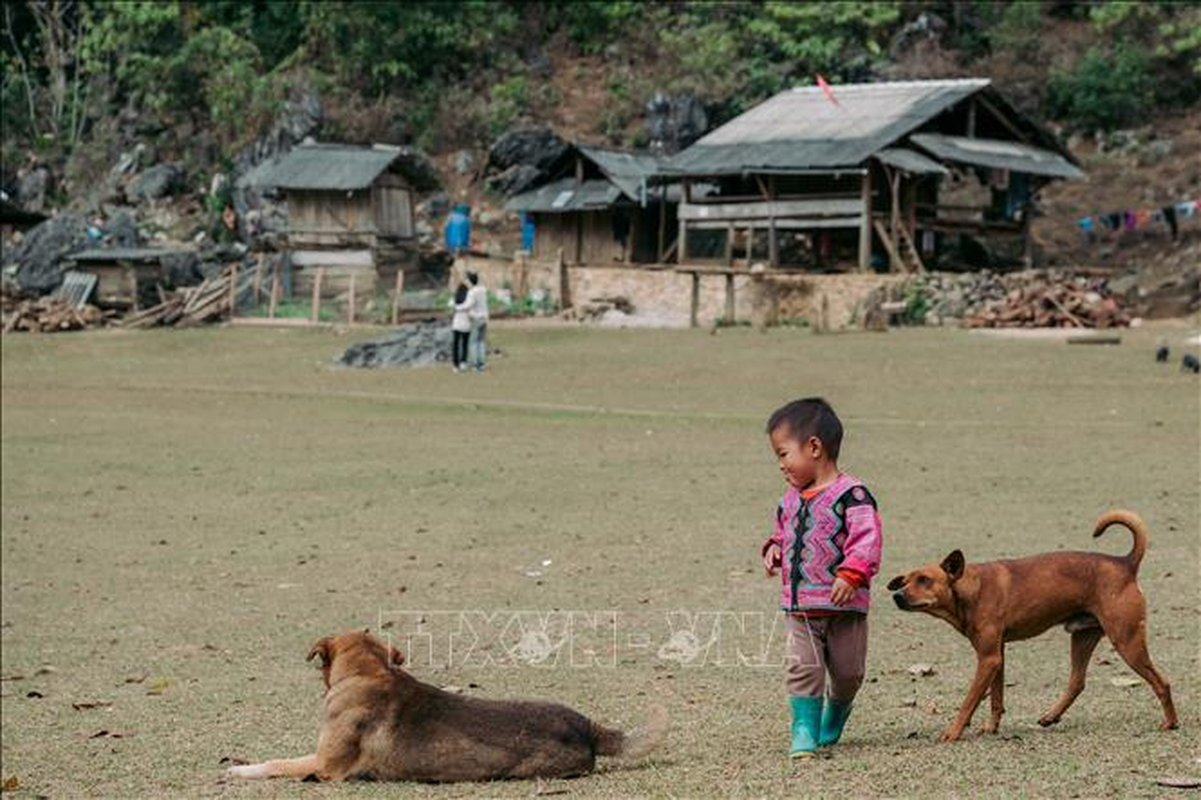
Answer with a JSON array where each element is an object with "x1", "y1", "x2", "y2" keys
[
  {"x1": 886, "y1": 574, "x2": 906, "y2": 591},
  {"x1": 307, "y1": 636, "x2": 333, "y2": 665},
  {"x1": 941, "y1": 550, "x2": 965, "y2": 582},
  {"x1": 386, "y1": 644, "x2": 406, "y2": 668}
]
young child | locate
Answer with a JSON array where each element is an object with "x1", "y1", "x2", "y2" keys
[
  {"x1": 449, "y1": 282, "x2": 471, "y2": 371},
  {"x1": 761, "y1": 398, "x2": 882, "y2": 758}
]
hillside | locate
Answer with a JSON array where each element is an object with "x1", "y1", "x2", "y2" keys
[{"x1": 2, "y1": 2, "x2": 1199, "y2": 280}]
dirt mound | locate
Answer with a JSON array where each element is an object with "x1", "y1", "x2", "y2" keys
[{"x1": 335, "y1": 320, "x2": 451, "y2": 368}]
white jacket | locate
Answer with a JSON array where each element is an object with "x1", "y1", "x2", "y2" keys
[
  {"x1": 449, "y1": 296, "x2": 472, "y2": 332},
  {"x1": 467, "y1": 284, "x2": 489, "y2": 323}
]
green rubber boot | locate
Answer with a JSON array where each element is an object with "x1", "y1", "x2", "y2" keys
[
  {"x1": 819, "y1": 697, "x2": 853, "y2": 747},
  {"x1": 789, "y1": 695, "x2": 823, "y2": 758}
]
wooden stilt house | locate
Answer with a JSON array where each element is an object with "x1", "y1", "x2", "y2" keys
[{"x1": 661, "y1": 79, "x2": 1084, "y2": 272}]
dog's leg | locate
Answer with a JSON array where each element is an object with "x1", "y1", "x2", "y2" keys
[
  {"x1": 1038, "y1": 627, "x2": 1103, "y2": 727},
  {"x1": 1101, "y1": 592, "x2": 1178, "y2": 730},
  {"x1": 981, "y1": 659, "x2": 1005, "y2": 734},
  {"x1": 227, "y1": 754, "x2": 321, "y2": 780},
  {"x1": 941, "y1": 641, "x2": 1002, "y2": 742}
]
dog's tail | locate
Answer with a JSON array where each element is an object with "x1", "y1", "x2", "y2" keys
[
  {"x1": 593, "y1": 704, "x2": 669, "y2": 760},
  {"x1": 1093, "y1": 509, "x2": 1148, "y2": 571}
]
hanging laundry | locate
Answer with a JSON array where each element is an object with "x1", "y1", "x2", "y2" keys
[
  {"x1": 1077, "y1": 216, "x2": 1095, "y2": 234},
  {"x1": 1135, "y1": 209, "x2": 1152, "y2": 228},
  {"x1": 1123, "y1": 210, "x2": 1137, "y2": 232},
  {"x1": 1176, "y1": 200, "x2": 1197, "y2": 219},
  {"x1": 1101, "y1": 212, "x2": 1122, "y2": 231},
  {"x1": 1162, "y1": 205, "x2": 1178, "y2": 239}
]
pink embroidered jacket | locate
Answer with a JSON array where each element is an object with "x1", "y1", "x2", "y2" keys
[{"x1": 761, "y1": 473, "x2": 883, "y2": 614}]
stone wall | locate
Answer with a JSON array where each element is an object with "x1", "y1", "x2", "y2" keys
[{"x1": 451, "y1": 255, "x2": 903, "y2": 329}]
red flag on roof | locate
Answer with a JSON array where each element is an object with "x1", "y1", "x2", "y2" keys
[{"x1": 816, "y1": 74, "x2": 839, "y2": 107}]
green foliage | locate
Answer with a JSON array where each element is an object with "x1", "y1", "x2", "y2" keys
[
  {"x1": 1048, "y1": 44, "x2": 1154, "y2": 132},
  {"x1": 487, "y1": 75, "x2": 530, "y2": 138},
  {"x1": 902, "y1": 281, "x2": 930, "y2": 325}
]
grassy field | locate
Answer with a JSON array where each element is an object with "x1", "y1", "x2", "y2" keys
[{"x1": 2, "y1": 321, "x2": 1198, "y2": 798}]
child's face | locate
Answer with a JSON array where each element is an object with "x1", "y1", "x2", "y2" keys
[{"x1": 769, "y1": 426, "x2": 821, "y2": 490}]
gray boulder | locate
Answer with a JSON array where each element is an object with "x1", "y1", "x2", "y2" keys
[
  {"x1": 486, "y1": 164, "x2": 542, "y2": 197},
  {"x1": 644, "y1": 93, "x2": 708, "y2": 154},
  {"x1": 108, "y1": 209, "x2": 140, "y2": 248},
  {"x1": 7, "y1": 214, "x2": 88, "y2": 293},
  {"x1": 453, "y1": 150, "x2": 476, "y2": 176},
  {"x1": 17, "y1": 166, "x2": 53, "y2": 212},
  {"x1": 126, "y1": 164, "x2": 183, "y2": 202},
  {"x1": 488, "y1": 127, "x2": 569, "y2": 174}
]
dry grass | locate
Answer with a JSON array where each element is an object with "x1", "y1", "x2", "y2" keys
[{"x1": 2, "y1": 321, "x2": 1198, "y2": 798}]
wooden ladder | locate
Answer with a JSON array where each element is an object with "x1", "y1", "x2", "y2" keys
[{"x1": 872, "y1": 220, "x2": 925, "y2": 273}]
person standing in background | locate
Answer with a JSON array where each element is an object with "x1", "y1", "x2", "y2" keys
[{"x1": 465, "y1": 271, "x2": 490, "y2": 372}]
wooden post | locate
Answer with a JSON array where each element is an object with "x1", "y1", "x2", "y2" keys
[
  {"x1": 690, "y1": 271, "x2": 700, "y2": 328},
  {"x1": 725, "y1": 223, "x2": 734, "y2": 266},
  {"x1": 253, "y1": 253, "x2": 264, "y2": 304},
  {"x1": 679, "y1": 218, "x2": 688, "y2": 264},
  {"x1": 724, "y1": 273, "x2": 735, "y2": 324},
  {"x1": 125, "y1": 265, "x2": 139, "y2": 312},
  {"x1": 229, "y1": 261, "x2": 239, "y2": 319},
  {"x1": 574, "y1": 213, "x2": 583, "y2": 265},
  {"x1": 517, "y1": 252, "x2": 529, "y2": 298},
  {"x1": 311, "y1": 267, "x2": 324, "y2": 323},
  {"x1": 746, "y1": 224, "x2": 755, "y2": 267},
  {"x1": 557, "y1": 247, "x2": 571, "y2": 310},
  {"x1": 348, "y1": 271, "x2": 357, "y2": 324},
  {"x1": 1021, "y1": 209, "x2": 1033, "y2": 268},
  {"x1": 657, "y1": 196, "x2": 666, "y2": 263},
  {"x1": 859, "y1": 169, "x2": 873, "y2": 272},
  {"x1": 268, "y1": 259, "x2": 280, "y2": 318},
  {"x1": 390, "y1": 269, "x2": 404, "y2": 325},
  {"x1": 768, "y1": 176, "x2": 779, "y2": 268}
]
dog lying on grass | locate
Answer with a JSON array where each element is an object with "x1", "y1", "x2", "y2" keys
[
  {"x1": 887, "y1": 510, "x2": 1178, "y2": 742},
  {"x1": 227, "y1": 629, "x2": 668, "y2": 782}
]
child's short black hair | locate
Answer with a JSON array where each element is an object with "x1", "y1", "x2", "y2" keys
[
  {"x1": 454, "y1": 282, "x2": 469, "y2": 304},
  {"x1": 766, "y1": 397, "x2": 843, "y2": 461},
  {"x1": 466, "y1": 271, "x2": 479, "y2": 286}
]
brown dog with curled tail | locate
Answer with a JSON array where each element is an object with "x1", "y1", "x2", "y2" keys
[{"x1": 887, "y1": 510, "x2": 1178, "y2": 742}]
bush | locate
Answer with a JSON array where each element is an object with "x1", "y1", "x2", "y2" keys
[{"x1": 1048, "y1": 44, "x2": 1153, "y2": 133}]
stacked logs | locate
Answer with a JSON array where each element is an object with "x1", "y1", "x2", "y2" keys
[
  {"x1": 2, "y1": 296, "x2": 110, "y2": 333},
  {"x1": 963, "y1": 277, "x2": 1130, "y2": 329}
]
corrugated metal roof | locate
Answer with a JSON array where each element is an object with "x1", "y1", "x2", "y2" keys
[
  {"x1": 504, "y1": 178, "x2": 622, "y2": 213},
  {"x1": 577, "y1": 145, "x2": 663, "y2": 202},
  {"x1": 69, "y1": 247, "x2": 189, "y2": 261},
  {"x1": 663, "y1": 79, "x2": 989, "y2": 174},
  {"x1": 241, "y1": 144, "x2": 404, "y2": 191},
  {"x1": 909, "y1": 134, "x2": 1084, "y2": 179},
  {"x1": 876, "y1": 147, "x2": 949, "y2": 175}
]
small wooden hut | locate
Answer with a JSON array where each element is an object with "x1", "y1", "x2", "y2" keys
[
  {"x1": 661, "y1": 78, "x2": 1084, "y2": 272},
  {"x1": 505, "y1": 145, "x2": 679, "y2": 265},
  {"x1": 243, "y1": 143, "x2": 420, "y2": 297}
]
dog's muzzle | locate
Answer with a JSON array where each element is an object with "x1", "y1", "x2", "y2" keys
[{"x1": 892, "y1": 591, "x2": 910, "y2": 610}]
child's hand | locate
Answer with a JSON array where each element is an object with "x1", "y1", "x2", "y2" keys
[
  {"x1": 830, "y1": 576, "x2": 855, "y2": 606},
  {"x1": 763, "y1": 544, "x2": 781, "y2": 577}
]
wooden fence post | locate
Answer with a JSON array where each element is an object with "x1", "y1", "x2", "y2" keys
[
  {"x1": 725, "y1": 273, "x2": 735, "y2": 323},
  {"x1": 311, "y1": 267, "x2": 324, "y2": 324},
  {"x1": 348, "y1": 271, "x2": 357, "y2": 324},
  {"x1": 268, "y1": 259, "x2": 280, "y2": 318},
  {"x1": 253, "y1": 253, "x2": 264, "y2": 304},
  {"x1": 228, "y1": 261, "x2": 239, "y2": 319},
  {"x1": 690, "y1": 271, "x2": 700, "y2": 328},
  {"x1": 391, "y1": 270, "x2": 404, "y2": 325}
]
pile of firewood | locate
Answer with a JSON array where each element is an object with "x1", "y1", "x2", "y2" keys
[
  {"x1": 2, "y1": 296, "x2": 110, "y2": 333},
  {"x1": 121, "y1": 270, "x2": 235, "y2": 329},
  {"x1": 964, "y1": 279, "x2": 1130, "y2": 329}
]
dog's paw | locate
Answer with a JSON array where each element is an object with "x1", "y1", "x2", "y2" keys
[
  {"x1": 1037, "y1": 715, "x2": 1060, "y2": 728},
  {"x1": 937, "y1": 729, "x2": 962, "y2": 743}
]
